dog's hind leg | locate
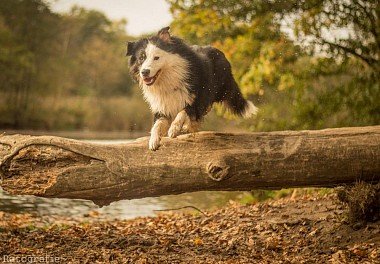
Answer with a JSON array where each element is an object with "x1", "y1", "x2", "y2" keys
[
  {"x1": 182, "y1": 120, "x2": 200, "y2": 133},
  {"x1": 224, "y1": 77, "x2": 258, "y2": 118}
]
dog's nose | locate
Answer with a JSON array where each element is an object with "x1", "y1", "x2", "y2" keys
[{"x1": 141, "y1": 69, "x2": 150, "y2": 77}]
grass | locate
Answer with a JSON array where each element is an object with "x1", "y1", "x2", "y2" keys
[
  {"x1": 239, "y1": 188, "x2": 335, "y2": 205},
  {"x1": 337, "y1": 182, "x2": 380, "y2": 223},
  {"x1": 0, "y1": 94, "x2": 152, "y2": 132}
]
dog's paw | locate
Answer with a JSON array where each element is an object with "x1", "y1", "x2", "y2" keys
[
  {"x1": 168, "y1": 123, "x2": 181, "y2": 138},
  {"x1": 149, "y1": 134, "x2": 161, "y2": 151}
]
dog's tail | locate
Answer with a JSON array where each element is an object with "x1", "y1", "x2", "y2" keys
[{"x1": 224, "y1": 78, "x2": 258, "y2": 118}]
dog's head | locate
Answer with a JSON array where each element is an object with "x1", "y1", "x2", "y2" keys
[{"x1": 126, "y1": 27, "x2": 187, "y2": 87}]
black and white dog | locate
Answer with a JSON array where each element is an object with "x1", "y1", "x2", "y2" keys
[{"x1": 126, "y1": 27, "x2": 257, "y2": 150}]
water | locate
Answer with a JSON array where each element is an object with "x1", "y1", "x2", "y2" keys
[
  {"x1": 0, "y1": 189, "x2": 245, "y2": 220},
  {"x1": 0, "y1": 138, "x2": 246, "y2": 220}
]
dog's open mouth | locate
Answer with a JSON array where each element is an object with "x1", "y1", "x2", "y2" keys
[{"x1": 143, "y1": 70, "x2": 161, "y2": 86}]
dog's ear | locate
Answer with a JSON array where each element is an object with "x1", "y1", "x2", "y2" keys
[
  {"x1": 126, "y1": 41, "x2": 136, "y2": 56},
  {"x1": 157, "y1": 26, "x2": 171, "y2": 42}
]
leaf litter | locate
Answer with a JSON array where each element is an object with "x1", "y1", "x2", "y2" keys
[{"x1": 0, "y1": 193, "x2": 379, "y2": 263}]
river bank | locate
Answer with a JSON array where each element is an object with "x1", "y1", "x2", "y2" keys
[{"x1": 0, "y1": 193, "x2": 378, "y2": 263}]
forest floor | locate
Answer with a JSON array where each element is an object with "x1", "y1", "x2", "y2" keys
[{"x1": 0, "y1": 193, "x2": 379, "y2": 263}]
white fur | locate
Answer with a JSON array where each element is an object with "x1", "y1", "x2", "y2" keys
[
  {"x1": 140, "y1": 43, "x2": 193, "y2": 118},
  {"x1": 242, "y1": 101, "x2": 258, "y2": 118},
  {"x1": 168, "y1": 110, "x2": 191, "y2": 138},
  {"x1": 149, "y1": 118, "x2": 170, "y2": 150}
]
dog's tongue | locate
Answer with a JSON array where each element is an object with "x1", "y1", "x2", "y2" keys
[{"x1": 144, "y1": 76, "x2": 153, "y2": 82}]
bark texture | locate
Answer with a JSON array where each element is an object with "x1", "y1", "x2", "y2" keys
[{"x1": 0, "y1": 126, "x2": 379, "y2": 206}]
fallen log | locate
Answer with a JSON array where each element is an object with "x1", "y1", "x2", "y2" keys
[{"x1": 0, "y1": 126, "x2": 379, "y2": 206}]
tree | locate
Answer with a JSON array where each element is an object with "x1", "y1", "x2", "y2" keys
[
  {"x1": 0, "y1": 2, "x2": 138, "y2": 131},
  {"x1": 0, "y1": 0, "x2": 60, "y2": 128},
  {"x1": 167, "y1": 0, "x2": 380, "y2": 131}
]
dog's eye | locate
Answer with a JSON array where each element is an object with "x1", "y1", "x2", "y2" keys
[
  {"x1": 139, "y1": 54, "x2": 146, "y2": 62},
  {"x1": 154, "y1": 56, "x2": 160, "y2": 60}
]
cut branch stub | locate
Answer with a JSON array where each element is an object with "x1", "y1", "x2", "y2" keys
[{"x1": 206, "y1": 158, "x2": 230, "y2": 181}]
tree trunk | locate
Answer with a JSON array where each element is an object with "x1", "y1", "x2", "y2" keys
[{"x1": 0, "y1": 126, "x2": 379, "y2": 206}]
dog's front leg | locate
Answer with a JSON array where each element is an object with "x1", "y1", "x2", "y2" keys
[
  {"x1": 168, "y1": 110, "x2": 191, "y2": 138},
  {"x1": 149, "y1": 117, "x2": 170, "y2": 150}
]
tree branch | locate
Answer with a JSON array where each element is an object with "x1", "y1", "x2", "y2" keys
[{"x1": 322, "y1": 39, "x2": 379, "y2": 68}]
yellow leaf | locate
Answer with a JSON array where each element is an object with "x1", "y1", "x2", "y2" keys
[{"x1": 193, "y1": 237, "x2": 203, "y2": 246}]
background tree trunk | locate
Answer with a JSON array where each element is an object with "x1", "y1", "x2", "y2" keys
[{"x1": 1, "y1": 126, "x2": 379, "y2": 206}]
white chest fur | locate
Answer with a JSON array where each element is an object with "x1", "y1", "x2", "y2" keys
[{"x1": 143, "y1": 86, "x2": 193, "y2": 118}]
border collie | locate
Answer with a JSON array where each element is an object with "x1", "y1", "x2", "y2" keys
[{"x1": 126, "y1": 27, "x2": 258, "y2": 150}]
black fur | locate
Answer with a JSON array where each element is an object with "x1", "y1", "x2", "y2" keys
[{"x1": 126, "y1": 27, "x2": 252, "y2": 122}]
